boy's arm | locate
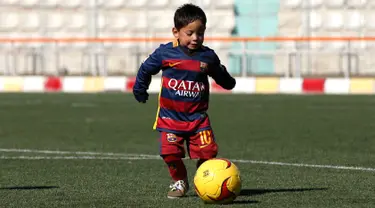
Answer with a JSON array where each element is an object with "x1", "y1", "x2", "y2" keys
[
  {"x1": 208, "y1": 53, "x2": 236, "y2": 90},
  {"x1": 133, "y1": 47, "x2": 163, "y2": 103}
]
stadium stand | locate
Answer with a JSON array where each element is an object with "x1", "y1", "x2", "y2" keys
[
  {"x1": 229, "y1": 0, "x2": 279, "y2": 76},
  {"x1": 0, "y1": 0, "x2": 373, "y2": 76},
  {"x1": 0, "y1": 0, "x2": 235, "y2": 75},
  {"x1": 276, "y1": 0, "x2": 375, "y2": 76}
]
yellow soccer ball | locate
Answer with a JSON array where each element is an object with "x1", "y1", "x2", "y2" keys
[{"x1": 194, "y1": 158, "x2": 242, "y2": 204}]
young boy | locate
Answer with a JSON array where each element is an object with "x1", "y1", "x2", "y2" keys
[{"x1": 133, "y1": 4, "x2": 236, "y2": 199}]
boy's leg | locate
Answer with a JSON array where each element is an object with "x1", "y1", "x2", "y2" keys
[
  {"x1": 162, "y1": 154, "x2": 187, "y2": 182},
  {"x1": 159, "y1": 132, "x2": 189, "y2": 198},
  {"x1": 187, "y1": 129, "x2": 218, "y2": 168}
]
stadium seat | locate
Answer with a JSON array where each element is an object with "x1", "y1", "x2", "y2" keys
[
  {"x1": 125, "y1": 0, "x2": 148, "y2": 8},
  {"x1": 2, "y1": 0, "x2": 20, "y2": 5},
  {"x1": 97, "y1": 14, "x2": 107, "y2": 31},
  {"x1": 205, "y1": 13, "x2": 217, "y2": 30},
  {"x1": 21, "y1": 12, "x2": 39, "y2": 32},
  {"x1": 60, "y1": 0, "x2": 82, "y2": 8},
  {"x1": 309, "y1": 12, "x2": 322, "y2": 31},
  {"x1": 325, "y1": 0, "x2": 345, "y2": 8},
  {"x1": 20, "y1": 0, "x2": 39, "y2": 7},
  {"x1": 44, "y1": 0, "x2": 58, "y2": 7},
  {"x1": 345, "y1": 12, "x2": 364, "y2": 30},
  {"x1": 324, "y1": 12, "x2": 343, "y2": 31},
  {"x1": 214, "y1": 0, "x2": 234, "y2": 9},
  {"x1": 307, "y1": 0, "x2": 323, "y2": 8},
  {"x1": 214, "y1": 12, "x2": 235, "y2": 32},
  {"x1": 148, "y1": 11, "x2": 174, "y2": 32},
  {"x1": 0, "y1": 12, "x2": 19, "y2": 31},
  {"x1": 201, "y1": 0, "x2": 212, "y2": 8},
  {"x1": 364, "y1": 13, "x2": 375, "y2": 30},
  {"x1": 106, "y1": 13, "x2": 129, "y2": 32},
  {"x1": 148, "y1": 0, "x2": 169, "y2": 8},
  {"x1": 170, "y1": 0, "x2": 191, "y2": 9},
  {"x1": 66, "y1": 13, "x2": 85, "y2": 31},
  {"x1": 46, "y1": 13, "x2": 64, "y2": 31},
  {"x1": 284, "y1": 0, "x2": 301, "y2": 9},
  {"x1": 100, "y1": 0, "x2": 125, "y2": 9},
  {"x1": 278, "y1": 11, "x2": 301, "y2": 30},
  {"x1": 347, "y1": 0, "x2": 367, "y2": 8},
  {"x1": 127, "y1": 13, "x2": 147, "y2": 32},
  {"x1": 369, "y1": 0, "x2": 375, "y2": 7}
]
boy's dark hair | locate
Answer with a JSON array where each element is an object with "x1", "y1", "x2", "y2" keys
[{"x1": 174, "y1": 4, "x2": 207, "y2": 30}]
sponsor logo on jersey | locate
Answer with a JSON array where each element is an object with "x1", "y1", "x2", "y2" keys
[
  {"x1": 167, "y1": 78, "x2": 206, "y2": 98},
  {"x1": 168, "y1": 62, "x2": 181, "y2": 67}
]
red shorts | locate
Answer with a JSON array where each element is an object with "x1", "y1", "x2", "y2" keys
[{"x1": 159, "y1": 129, "x2": 218, "y2": 159}]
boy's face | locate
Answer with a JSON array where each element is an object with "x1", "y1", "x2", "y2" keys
[{"x1": 173, "y1": 20, "x2": 205, "y2": 50}]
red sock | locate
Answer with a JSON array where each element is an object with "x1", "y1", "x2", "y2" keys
[{"x1": 162, "y1": 155, "x2": 187, "y2": 181}]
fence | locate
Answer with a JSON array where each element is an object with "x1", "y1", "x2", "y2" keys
[{"x1": 1, "y1": 36, "x2": 375, "y2": 77}]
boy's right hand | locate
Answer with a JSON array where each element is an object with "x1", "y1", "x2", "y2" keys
[{"x1": 133, "y1": 89, "x2": 149, "y2": 103}]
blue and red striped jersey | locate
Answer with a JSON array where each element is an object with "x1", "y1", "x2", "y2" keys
[{"x1": 133, "y1": 40, "x2": 236, "y2": 134}]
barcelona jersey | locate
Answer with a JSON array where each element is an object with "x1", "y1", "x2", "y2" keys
[{"x1": 133, "y1": 40, "x2": 236, "y2": 134}]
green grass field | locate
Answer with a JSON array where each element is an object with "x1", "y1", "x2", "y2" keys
[{"x1": 1, "y1": 93, "x2": 375, "y2": 208}]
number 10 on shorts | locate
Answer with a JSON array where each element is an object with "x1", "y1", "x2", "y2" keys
[{"x1": 199, "y1": 130, "x2": 212, "y2": 148}]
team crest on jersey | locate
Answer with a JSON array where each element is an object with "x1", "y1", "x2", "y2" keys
[
  {"x1": 200, "y1": 62, "x2": 208, "y2": 72},
  {"x1": 166, "y1": 133, "x2": 177, "y2": 142}
]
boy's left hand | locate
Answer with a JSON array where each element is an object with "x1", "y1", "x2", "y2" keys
[{"x1": 133, "y1": 90, "x2": 149, "y2": 103}]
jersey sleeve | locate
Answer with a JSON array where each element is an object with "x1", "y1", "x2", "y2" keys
[
  {"x1": 133, "y1": 45, "x2": 163, "y2": 92},
  {"x1": 208, "y1": 52, "x2": 236, "y2": 90}
]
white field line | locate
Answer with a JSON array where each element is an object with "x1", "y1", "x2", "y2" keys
[
  {"x1": 0, "y1": 148, "x2": 160, "y2": 159},
  {"x1": 71, "y1": 103, "x2": 98, "y2": 108},
  {"x1": 0, "y1": 100, "x2": 43, "y2": 106},
  {"x1": 0, "y1": 100, "x2": 98, "y2": 108},
  {"x1": 1, "y1": 148, "x2": 375, "y2": 172},
  {"x1": 0, "y1": 156, "x2": 156, "y2": 160},
  {"x1": 230, "y1": 159, "x2": 375, "y2": 172}
]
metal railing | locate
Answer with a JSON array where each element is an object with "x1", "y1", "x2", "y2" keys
[{"x1": 0, "y1": 36, "x2": 375, "y2": 77}]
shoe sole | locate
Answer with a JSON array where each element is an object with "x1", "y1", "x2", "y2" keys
[{"x1": 167, "y1": 195, "x2": 183, "y2": 199}]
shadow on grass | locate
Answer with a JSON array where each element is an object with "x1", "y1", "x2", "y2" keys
[
  {"x1": 240, "y1": 187, "x2": 328, "y2": 196},
  {"x1": 186, "y1": 192, "x2": 259, "y2": 204},
  {"x1": 230, "y1": 199, "x2": 259, "y2": 204},
  {"x1": 187, "y1": 187, "x2": 328, "y2": 205},
  {"x1": 0, "y1": 186, "x2": 59, "y2": 190}
]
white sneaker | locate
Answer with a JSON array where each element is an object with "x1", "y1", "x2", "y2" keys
[{"x1": 167, "y1": 180, "x2": 189, "y2": 199}]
